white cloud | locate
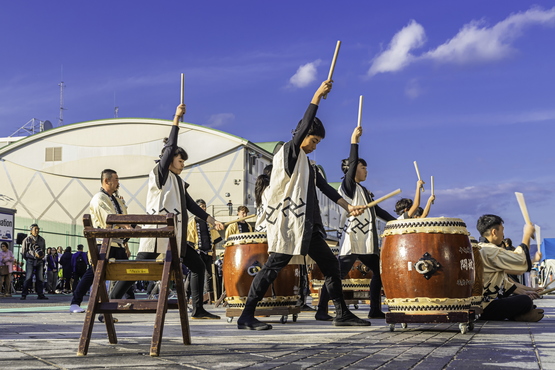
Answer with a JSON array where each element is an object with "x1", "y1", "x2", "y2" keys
[
  {"x1": 368, "y1": 20, "x2": 426, "y2": 76},
  {"x1": 423, "y1": 7, "x2": 555, "y2": 64},
  {"x1": 368, "y1": 7, "x2": 555, "y2": 76},
  {"x1": 206, "y1": 113, "x2": 235, "y2": 128},
  {"x1": 289, "y1": 59, "x2": 321, "y2": 88}
]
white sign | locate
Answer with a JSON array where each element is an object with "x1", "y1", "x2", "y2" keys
[{"x1": 0, "y1": 212, "x2": 14, "y2": 242}]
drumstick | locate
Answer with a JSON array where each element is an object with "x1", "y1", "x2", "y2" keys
[
  {"x1": 515, "y1": 192, "x2": 535, "y2": 240},
  {"x1": 223, "y1": 214, "x2": 257, "y2": 227},
  {"x1": 363, "y1": 189, "x2": 402, "y2": 210},
  {"x1": 539, "y1": 286, "x2": 555, "y2": 296},
  {"x1": 180, "y1": 73, "x2": 185, "y2": 123},
  {"x1": 357, "y1": 95, "x2": 363, "y2": 127},
  {"x1": 543, "y1": 278, "x2": 555, "y2": 290},
  {"x1": 323, "y1": 40, "x2": 341, "y2": 99},
  {"x1": 414, "y1": 161, "x2": 424, "y2": 192},
  {"x1": 431, "y1": 176, "x2": 434, "y2": 204}
]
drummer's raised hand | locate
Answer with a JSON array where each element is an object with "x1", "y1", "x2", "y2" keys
[
  {"x1": 311, "y1": 79, "x2": 333, "y2": 106},
  {"x1": 351, "y1": 126, "x2": 363, "y2": 144},
  {"x1": 173, "y1": 103, "x2": 186, "y2": 125}
]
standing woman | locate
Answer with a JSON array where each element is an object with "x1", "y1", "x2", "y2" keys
[
  {"x1": 317, "y1": 127, "x2": 397, "y2": 320},
  {"x1": 111, "y1": 103, "x2": 224, "y2": 320},
  {"x1": 0, "y1": 242, "x2": 15, "y2": 297},
  {"x1": 46, "y1": 247, "x2": 59, "y2": 294},
  {"x1": 59, "y1": 247, "x2": 73, "y2": 293}
]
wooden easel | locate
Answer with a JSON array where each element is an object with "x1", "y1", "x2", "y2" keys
[{"x1": 78, "y1": 213, "x2": 190, "y2": 357}]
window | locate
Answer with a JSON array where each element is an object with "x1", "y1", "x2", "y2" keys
[{"x1": 45, "y1": 147, "x2": 62, "y2": 162}]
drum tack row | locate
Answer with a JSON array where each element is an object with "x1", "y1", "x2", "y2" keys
[{"x1": 222, "y1": 217, "x2": 482, "y2": 334}]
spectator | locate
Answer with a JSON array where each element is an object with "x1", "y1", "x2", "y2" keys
[
  {"x1": 59, "y1": 247, "x2": 73, "y2": 294},
  {"x1": 46, "y1": 247, "x2": 59, "y2": 294},
  {"x1": 71, "y1": 244, "x2": 89, "y2": 292},
  {"x1": 20, "y1": 224, "x2": 48, "y2": 300},
  {"x1": 0, "y1": 242, "x2": 15, "y2": 297}
]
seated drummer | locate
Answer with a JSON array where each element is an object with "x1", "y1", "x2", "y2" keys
[
  {"x1": 225, "y1": 206, "x2": 253, "y2": 239},
  {"x1": 476, "y1": 214, "x2": 544, "y2": 321}
]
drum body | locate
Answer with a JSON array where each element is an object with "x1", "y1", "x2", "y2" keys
[
  {"x1": 381, "y1": 217, "x2": 474, "y2": 313},
  {"x1": 223, "y1": 232, "x2": 299, "y2": 309},
  {"x1": 470, "y1": 240, "x2": 484, "y2": 308}
]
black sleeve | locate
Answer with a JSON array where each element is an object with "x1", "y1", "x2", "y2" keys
[
  {"x1": 156, "y1": 125, "x2": 179, "y2": 189},
  {"x1": 518, "y1": 243, "x2": 533, "y2": 272},
  {"x1": 375, "y1": 205, "x2": 397, "y2": 222},
  {"x1": 285, "y1": 103, "x2": 319, "y2": 176},
  {"x1": 185, "y1": 193, "x2": 209, "y2": 221},
  {"x1": 342, "y1": 144, "x2": 358, "y2": 199},
  {"x1": 316, "y1": 169, "x2": 342, "y2": 203}
]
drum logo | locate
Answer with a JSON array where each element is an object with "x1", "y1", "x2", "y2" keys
[{"x1": 247, "y1": 261, "x2": 263, "y2": 276}]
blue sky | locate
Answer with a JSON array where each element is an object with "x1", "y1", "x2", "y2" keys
[{"x1": 1, "y1": 1, "x2": 555, "y2": 246}]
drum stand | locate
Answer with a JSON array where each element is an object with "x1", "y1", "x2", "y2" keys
[{"x1": 78, "y1": 214, "x2": 190, "y2": 357}]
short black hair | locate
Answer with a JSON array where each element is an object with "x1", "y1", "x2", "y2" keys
[
  {"x1": 341, "y1": 158, "x2": 367, "y2": 174},
  {"x1": 30, "y1": 224, "x2": 39, "y2": 231},
  {"x1": 1, "y1": 242, "x2": 8, "y2": 248},
  {"x1": 161, "y1": 138, "x2": 188, "y2": 161},
  {"x1": 476, "y1": 214, "x2": 504, "y2": 236},
  {"x1": 395, "y1": 198, "x2": 413, "y2": 216},
  {"x1": 101, "y1": 169, "x2": 117, "y2": 183},
  {"x1": 77, "y1": 244, "x2": 84, "y2": 251},
  {"x1": 292, "y1": 117, "x2": 326, "y2": 139}
]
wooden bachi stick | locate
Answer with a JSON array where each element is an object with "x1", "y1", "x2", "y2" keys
[
  {"x1": 357, "y1": 95, "x2": 363, "y2": 127},
  {"x1": 414, "y1": 161, "x2": 424, "y2": 192},
  {"x1": 363, "y1": 189, "x2": 402, "y2": 210},
  {"x1": 323, "y1": 40, "x2": 341, "y2": 99},
  {"x1": 223, "y1": 214, "x2": 257, "y2": 227}
]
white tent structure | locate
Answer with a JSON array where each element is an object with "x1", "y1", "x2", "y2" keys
[{"x1": 0, "y1": 118, "x2": 344, "y2": 253}]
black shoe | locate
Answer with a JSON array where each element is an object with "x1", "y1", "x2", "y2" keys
[
  {"x1": 191, "y1": 310, "x2": 221, "y2": 320},
  {"x1": 20, "y1": 295, "x2": 26, "y2": 300},
  {"x1": 37, "y1": 295, "x2": 49, "y2": 300},
  {"x1": 237, "y1": 317, "x2": 272, "y2": 330},
  {"x1": 368, "y1": 311, "x2": 386, "y2": 319},
  {"x1": 333, "y1": 312, "x2": 372, "y2": 326},
  {"x1": 98, "y1": 315, "x2": 118, "y2": 323},
  {"x1": 315, "y1": 312, "x2": 334, "y2": 321}
]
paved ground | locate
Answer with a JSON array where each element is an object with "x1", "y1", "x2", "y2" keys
[{"x1": 0, "y1": 293, "x2": 554, "y2": 369}]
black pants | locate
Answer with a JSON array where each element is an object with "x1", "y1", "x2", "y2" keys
[
  {"x1": 319, "y1": 253, "x2": 383, "y2": 314},
  {"x1": 199, "y1": 252, "x2": 214, "y2": 294},
  {"x1": 22, "y1": 261, "x2": 45, "y2": 297},
  {"x1": 110, "y1": 244, "x2": 207, "y2": 315},
  {"x1": 245, "y1": 231, "x2": 343, "y2": 308},
  {"x1": 70, "y1": 246, "x2": 128, "y2": 306},
  {"x1": 480, "y1": 294, "x2": 533, "y2": 321}
]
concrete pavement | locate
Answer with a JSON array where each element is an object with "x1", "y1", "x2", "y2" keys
[{"x1": 0, "y1": 293, "x2": 554, "y2": 369}]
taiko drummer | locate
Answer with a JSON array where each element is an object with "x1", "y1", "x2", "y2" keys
[{"x1": 236, "y1": 80, "x2": 369, "y2": 330}]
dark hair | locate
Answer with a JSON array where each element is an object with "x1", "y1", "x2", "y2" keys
[
  {"x1": 101, "y1": 169, "x2": 117, "y2": 183},
  {"x1": 237, "y1": 206, "x2": 249, "y2": 214},
  {"x1": 395, "y1": 198, "x2": 413, "y2": 216},
  {"x1": 413, "y1": 206, "x2": 424, "y2": 217},
  {"x1": 263, "y1": 164, "x2": 273, "y2": 177},
  {"x1": 30, "y1": 223, "x2": 38, "y2": 231},
  {"x1": 196, "y1": 199, "x2": 206, "y2": 206},
  {"x1": 341, "y1": 158, "x2": 367, "y2": 174},
  {"x1": 65, "y1": 246, "x2": 72, "y2": 253},
  {"x1": 255, "y1": 174, "x2": 270, "y2": 207},
  {"x1": 77, "y1": 244, "x2": 84, "y2": 251},
  {"x1": 292, "y1": 117, "x2": 326, "y2": 139},
  {"x1": 1, "y1": 242, "x2": 8, "y2": 249},
  {"x1": 477, "y1": 214, "x2": 504, "y2": 237},
  {"x1": 161, "y1": 138, "x2": 188, "y2": 161}
]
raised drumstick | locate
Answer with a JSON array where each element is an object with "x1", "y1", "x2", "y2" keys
[
  {"x1": 363, "y1": 189, "x2": 402, "y2": 210},
  {"x1": 323, "y1": 40, "x2": 341, "y2": 99},
  {"x1": 515, "y1": 192, "x2": 532, "y2": 225},
  {"x1": 180, "y1": 73, "x2": 185, "y2": 122},
  {"x1": 414, "y1": 161, "x2": 424, "y2": 192},
  {"x1": 431, "y1": 176, "x2": 434, "y2": 204},
  {"x1": 357, "y1": 95, "x2": 363, "y2": 127}
]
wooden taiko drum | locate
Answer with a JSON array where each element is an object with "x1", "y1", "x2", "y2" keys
[
  {"x1": 381, "y1": 217, "x2": 474, "y2": 313},
  {"x1": 223, "y1": 232, "x2": 300, "y2": 309}
]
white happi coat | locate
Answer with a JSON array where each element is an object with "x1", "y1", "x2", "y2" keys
[
  {"x1": 479, "y1": 241, "x2": 529, "y2": 308},
  {"x1": 338, "y1": 183, "x2": 376, "y2": 256},
  {"x1": 139, "y1": 170, "x2": 186, "y2": 255},
  {"x1": 265, "y1": 146, "x2": 310, "y2": 256},
  {"x1": 89, "y1": 191, "x2": 128, "y2": 247}
]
